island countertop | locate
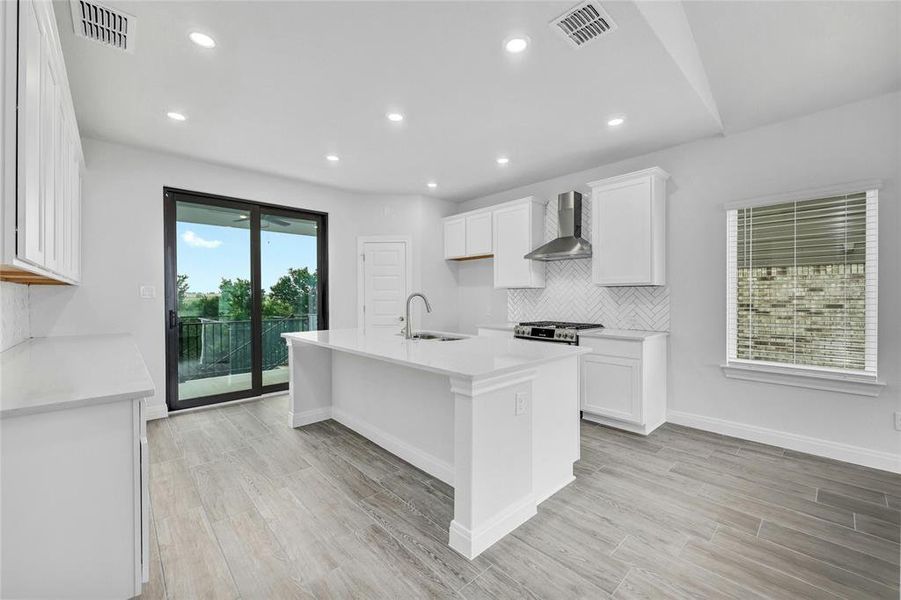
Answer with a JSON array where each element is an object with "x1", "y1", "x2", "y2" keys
[
  {"x1": 282, "y1": 328, "x2": 589, "y2": 379},
  {"x1": 0, "y1": 334, "x2": 155, "y2": 419}
]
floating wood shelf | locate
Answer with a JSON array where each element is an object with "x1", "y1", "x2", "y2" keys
[
  {"x1": 0, "y1": 265, "x2": 72, "y2": 285},
  {"x1": 449, "y1": 254, "x2": 493, "y2": 262}
]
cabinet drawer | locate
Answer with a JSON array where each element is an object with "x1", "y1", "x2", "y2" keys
[{"x1": 579, "y1": 337, "x2": 642, "y2": 359}]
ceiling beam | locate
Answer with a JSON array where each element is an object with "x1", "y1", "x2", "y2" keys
[{"x1": 634, "y1": 0, "x2": 723, "y2": 133}]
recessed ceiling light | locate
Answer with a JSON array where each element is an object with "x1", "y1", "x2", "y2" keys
[
  {"x1": 496, "y1": 157, "x2": 510, "y2": 165},
  {"x1": 607, "y1": 117, "x2": 625, "y2": 127},
  {"x1": 386, "y1": 112, "x2": 404, "y2": 122},
  {"x1": 427, "y1": 182, "x2": 438, "y2": 189},
  {"x1": 189, "y1": 32, "x2": 216, "y2": 49},
  {"x1": 167, "y1": 111, "x2": 186, "y2": 121},
  {"x1": 504, "y1": 37, "x2": 529, "y2": 54},
  {"x1": 326, "y1": 154, "x2": 340, "y2": 162}
]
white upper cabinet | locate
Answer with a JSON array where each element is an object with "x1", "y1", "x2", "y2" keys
[
  {"x1": 465, "y1": 211, "x2": 492, "y2": 256},
  {"x1": 3, "y1": 0, "x2": 83, "y2": 285},
  {"x1": 443, "y1": 209, "x2": 493, "y2": 260},
  {"x1": 492, "y1": 197, "x2": 545, "y2": 289},
  {"x1": 589, "y1": 168, "x2": 669, "y2": 286},
  {"x1": 443, "y1": 217, "x2": 467, "y2": 259},
  {"x1": 443, "y1": 197, "x2": 546, "y2": 289}
]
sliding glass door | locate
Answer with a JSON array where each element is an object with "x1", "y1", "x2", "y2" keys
[{"x1": 164, "y1": 189, "x2": 327, "y2": 411}]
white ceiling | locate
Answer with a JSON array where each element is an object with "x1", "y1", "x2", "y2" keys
[
  {"x1": 683, "y1": 1, "x2": 900, "y2": 134},
  {"x1": 55, "y1": 1, "x2": 899, "y2": 201}
]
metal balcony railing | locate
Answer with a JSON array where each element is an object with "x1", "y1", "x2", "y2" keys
[{"x1": 177, "y1": 315, "x2": 315, "y2": 382}]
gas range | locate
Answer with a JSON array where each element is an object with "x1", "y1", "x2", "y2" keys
[{"x1": 513, "y1": 321, "x2": 604, "y2": 345}]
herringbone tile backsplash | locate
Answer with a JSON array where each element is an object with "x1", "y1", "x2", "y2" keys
[{"x1": 507, "y1": 195, "x2": 670, "y2": 331}]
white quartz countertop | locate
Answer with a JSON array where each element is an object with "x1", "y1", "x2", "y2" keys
[
  {"x1": 0, "y1": 334, "x2": 155, "y2": 419},
  {"x1": 477, "y1": 322, "x2": 667, "y2": 341},
  {"x1": 283, "y1": 328, "x2": 589, "y2": 379}
]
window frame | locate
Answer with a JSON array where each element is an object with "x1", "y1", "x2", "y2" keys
[{"x1": 722, "y1": 180, "x2": 884, "y2": 397}]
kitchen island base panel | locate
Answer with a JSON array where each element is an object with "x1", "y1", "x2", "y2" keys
[
  {"x1": 287, "y1": 342, "x2": 333, "y2": 428},
  {"x1": 285, "y1": 337, "x2": 580, "y2": 559}
]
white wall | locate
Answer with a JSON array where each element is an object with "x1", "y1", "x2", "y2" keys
[
  {"x1": 0, "y1": 282, "x2": 29, "y2": 351},
  {"x1": 456, "y1": 260, "x2": 507, "y2": 334},
  {"x1": 29, "y1": 138, "x2": 459, "y2": 414},
  {"x1": 457, "y1": 92, "x2": 901, "y2": 464}
]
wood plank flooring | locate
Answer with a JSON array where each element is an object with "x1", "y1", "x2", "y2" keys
[{"x1": 144, "y1": 395, "x2": 901, "y2": 599}]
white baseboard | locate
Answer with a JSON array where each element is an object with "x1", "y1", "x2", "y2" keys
[
  {"x1": 331, "y1": 407, "x2": 455, "y2": 486},
  {"x1": 581, "y1": 412, "x2": 665, "y2": 436},
  {"x1": 290, "y1": 407, "x2": 332, "y2": 428},
  {"x1": 448, "y1": 495, "x2": 537, "y2": 560},
  {"x1": 534, "y1": 473, "x2": 575, "y2": 505},
  {"x1": 667, "y1": 410, "x2": 901, "y2": 474},
  {"x1": 143, "y1": 401, "x2": 168, "y2": 421}
]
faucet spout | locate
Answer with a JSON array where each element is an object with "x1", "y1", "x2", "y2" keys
[{"x1": 404, "y1": 292, "x2": 432, "y2": 339}]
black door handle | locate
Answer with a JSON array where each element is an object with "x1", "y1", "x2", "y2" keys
[{"x1": 169, "y1": 310, "x2": 178, "y2": 329}]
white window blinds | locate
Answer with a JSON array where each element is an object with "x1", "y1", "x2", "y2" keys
[{"x1": 726, "y1": 189, "x2": 878, "y2": 374}]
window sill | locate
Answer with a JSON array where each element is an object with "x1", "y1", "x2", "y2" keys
[{"x1": 720, "y1": 362, "x2": 885, "y2": 397}]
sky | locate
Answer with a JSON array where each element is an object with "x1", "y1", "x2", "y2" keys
[{"x1": 176, "y1": 222, "x2": 318, "y2": 294}]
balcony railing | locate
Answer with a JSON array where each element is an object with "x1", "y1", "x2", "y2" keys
[{"x1": 177, "y1": 315, "x2": 315, "y2": 382}]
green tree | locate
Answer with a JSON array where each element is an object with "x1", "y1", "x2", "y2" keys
[
  {"x1": 196, "y1": 294, "x2": 221, "y2": 319},
  {"x1": 218, "y1": 278, "x2": 252, "y2": 320},
  {"x1": 176, "y1": 274, "x2": 190, "y2": 308},
  {"x1": 268, "y1": 268, "x2": 317, "y2": 317}
]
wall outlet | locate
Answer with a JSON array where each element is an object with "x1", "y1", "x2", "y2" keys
[
  {"x1": 514, "y1": 392, "x2": 527, "y2": 416},
  {"x1": 895, "y1": 412, "x2": 901, "y2": 431}
]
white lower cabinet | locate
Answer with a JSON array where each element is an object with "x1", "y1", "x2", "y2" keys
[
  {"x1": 581, "y1": 354, "x2": 642, "y2": 422},
  {"x1": 580, "y1": 334, "x2": 667, "y2": 435},
  {"x1": 0, "y1": 398, "x2": 148, "y2": 599}
]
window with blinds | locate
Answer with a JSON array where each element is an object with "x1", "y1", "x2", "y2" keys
[{"x1": 726, "y1": 189, "x2": 878, "y2": 375}]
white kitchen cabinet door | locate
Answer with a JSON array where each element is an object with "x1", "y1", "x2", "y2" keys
[
  {"x1": 5, "y1": 0, "x2": 83, "y2": 284},
  {"x1": 581, "y1": 354, "x2": 642, "y2": 424},
  {"x1": 443, "y1": 217, "x2": 466, "y2": 259},
  {"x1": 590, "y1": 168, "x2": 668, "y2": 286},
  {"x1": 42, "y1": 71, "x2": 61, "y2": 275},
  {"x1": 16, "y1": 0, "x2": 45, "y2": 268},
  {"x1": 492, "y1": 199, "x2": 545, "y2": 289},
  {"x1": 465, "y1": 211, "x2": 492, "y2": 256}
]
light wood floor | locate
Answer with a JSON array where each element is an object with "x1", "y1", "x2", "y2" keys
[{"x1": 144, "y1": 394, "x2": 901, "y2": 599}]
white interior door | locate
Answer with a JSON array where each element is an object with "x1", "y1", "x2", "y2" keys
[{"x1": 362, "y1": 241, "x2": 408, "y2": 333}]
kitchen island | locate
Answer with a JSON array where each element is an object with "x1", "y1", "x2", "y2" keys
[{"x1": 282, "y1": 328, "x2": 588, "y2": 559}]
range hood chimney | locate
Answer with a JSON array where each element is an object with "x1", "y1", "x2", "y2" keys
[{"x1": 524, "y1": 191, "x2": 592, "y2": 261}]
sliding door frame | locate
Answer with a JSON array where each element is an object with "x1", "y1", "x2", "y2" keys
[{"x1": 163, "y1": 187, "x2": 329, "y2": 412}]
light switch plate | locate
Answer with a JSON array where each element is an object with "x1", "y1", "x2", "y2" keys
[
  {"x1": 514, "y1": 392, "x2": 527, "y2": 416},
  {"x1": 894, "y1": 412, "x2": 901, "y2": 431},
  {"x1": 140, "y1": 285, "x2": 156, "y2": 299}
]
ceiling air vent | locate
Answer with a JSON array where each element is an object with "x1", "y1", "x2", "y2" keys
[
  {"x1": 550, "y1": 1, "x2": 616, "y2": 49},
  {"x1": 70, "y1": 0, "x2": 135, "y2": 52}
]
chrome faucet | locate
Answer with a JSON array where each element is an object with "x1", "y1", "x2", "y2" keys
[{"x1": 404, "y1": 292, "x2": 432, "y2": 339}]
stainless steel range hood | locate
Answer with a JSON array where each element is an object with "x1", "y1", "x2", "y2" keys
[{"x1": 524, "y1": 191, "x2": 592, "y2": 261}]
